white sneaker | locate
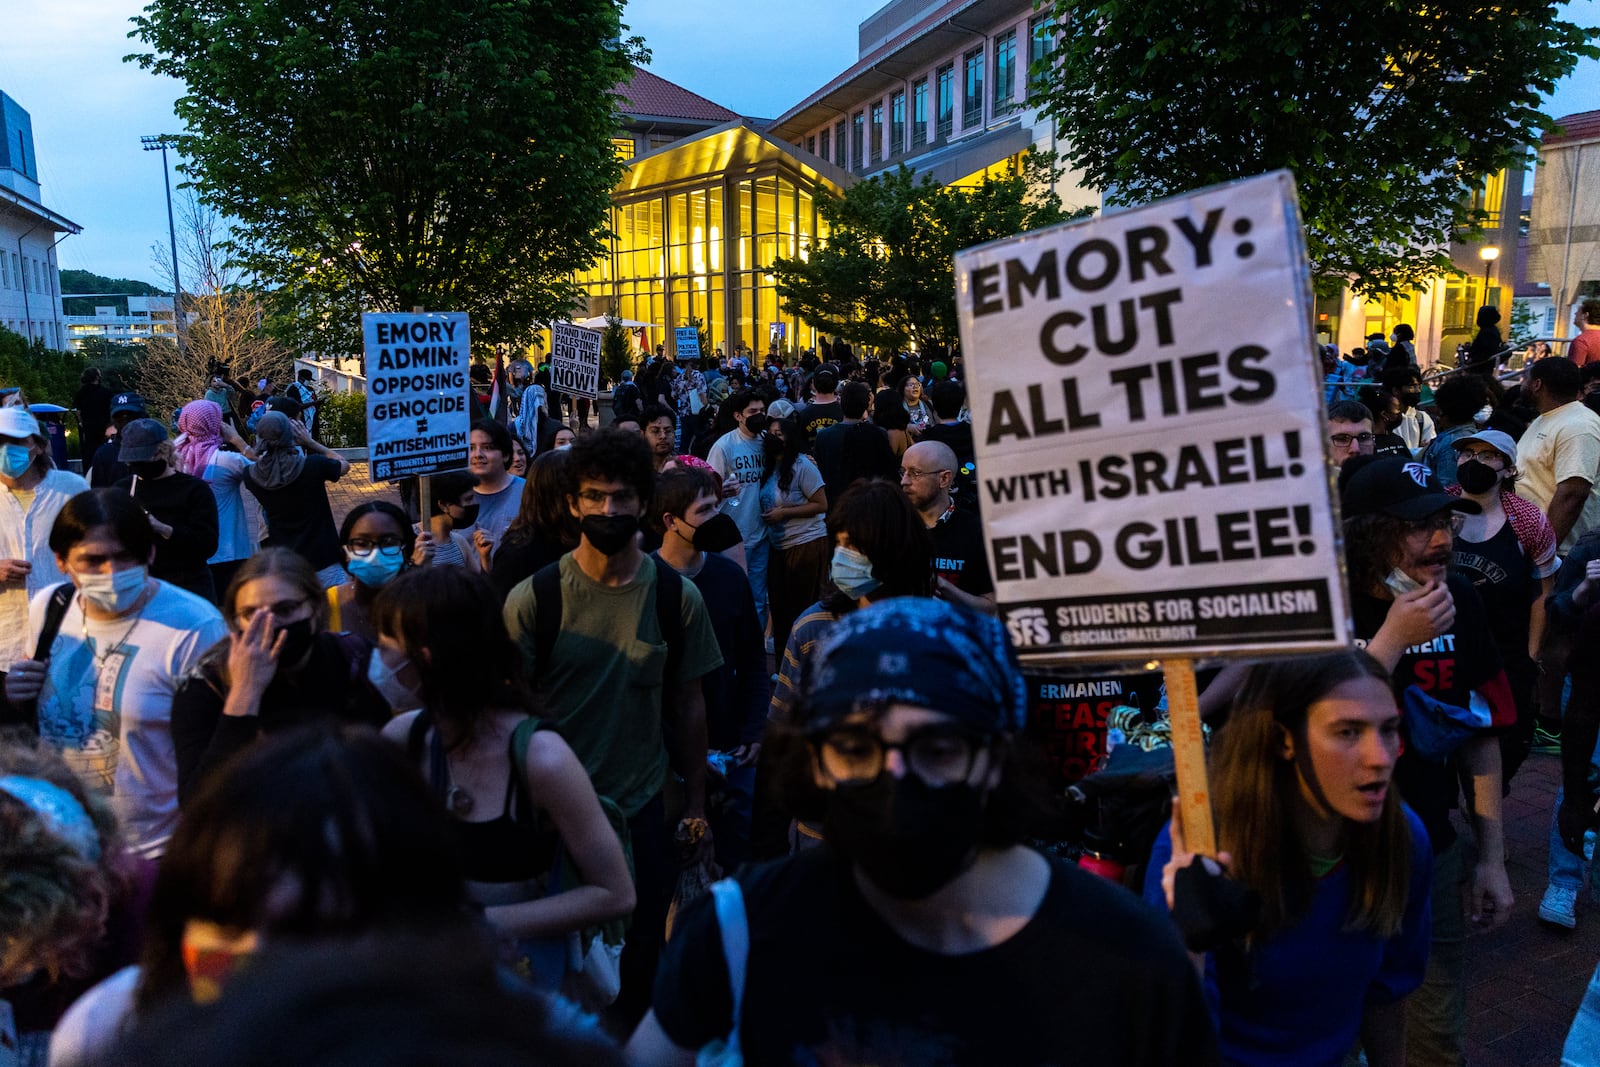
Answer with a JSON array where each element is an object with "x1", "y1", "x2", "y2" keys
[{"x1": 1540, "y1": 884, "x2": 1579, "y2": 929}]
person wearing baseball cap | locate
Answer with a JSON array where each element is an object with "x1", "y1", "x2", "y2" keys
[
  {"x1": 87, "y1": 393, "x2": 148, "y2": 489},
  {"x1": 115, "y1": 419, "x2": 220, "y2": 603},
  {"x1": 1340, "y1": 454, "x2": 1516, "y2": 1061},
  {"x1": 632, "y1": 598, "x2": 1215, "y2": 1065},
  {"x1": 1447, "y1": 428, "x2": 1558, "y2": 794},
  {"x1": 0, "y1": 406, "x2": 89, "y2": 679}
]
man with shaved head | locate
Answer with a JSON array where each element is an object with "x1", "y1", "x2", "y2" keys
[{"x1": 900, "y1": 440, "x2": 995, "y2": 614}]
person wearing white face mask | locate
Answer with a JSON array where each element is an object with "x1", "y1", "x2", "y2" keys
[
  {"x1": 0, "y1": 407, "x2": 88, "y2": 692},
  {"x1": 1, "y1": 489, "x2": 228, "y2": 859}
]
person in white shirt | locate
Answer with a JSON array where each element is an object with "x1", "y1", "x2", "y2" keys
[
  {"x1": 2, "y1": 488, "x2": 227, "y2": 859},
  {"x1": 0, "y1": 407, "x2": 88, "y2": 677}
]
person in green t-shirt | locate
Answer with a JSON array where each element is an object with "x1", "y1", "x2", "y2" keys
[{"x1": 502, "y1": 428, "x2": 722, "y2": 1029}]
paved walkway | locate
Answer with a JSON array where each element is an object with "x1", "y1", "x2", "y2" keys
[{"x1": 1466, "y1": 750, "x2": 1599, "y2": 1064}]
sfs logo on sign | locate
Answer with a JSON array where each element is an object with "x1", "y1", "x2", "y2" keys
[{"x1": 1006, "y1": 607, "x2": 1051, "y2": 648}]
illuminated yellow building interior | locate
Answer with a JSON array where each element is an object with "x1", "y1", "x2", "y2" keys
[{"x1": 576, "y1": 123, "x2": 847, "y2": 359}]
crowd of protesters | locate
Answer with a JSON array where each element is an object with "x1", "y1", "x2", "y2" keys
[{"x1": 2, "y1": 310, "x2": 1600, "y2": 1064}]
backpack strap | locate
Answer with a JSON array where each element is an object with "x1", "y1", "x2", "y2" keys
[
  {"x1": 507, "y1": 717, "x2": 544, "y2": 824},
  {"x1": 530, "y1": 561, "x2": 563, "y2": 677},
  {"x1": 326, "y1": 585, "x2": 342, "y2": 634},
  {"x1": 651, "y1": 556, "x2": 685, "y2": 693}
]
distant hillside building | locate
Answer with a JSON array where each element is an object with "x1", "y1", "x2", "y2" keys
[
  {"x1": 0, "y1": 91, "x2": 80, "y2": 349},
  {"x1": 61, "y1": 296, "x2": 179, "y2": 350}
]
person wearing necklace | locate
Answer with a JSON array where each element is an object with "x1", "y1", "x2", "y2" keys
[
  {"x1": 2, "y1": 488, "x2": 228, "y2": 859},
  {"x1": 1147, "y1": 652, "x2": 1432, "y2": 1067},
  {"x1": 377, "y1": 567, "x2": 634, "y2": 992}
]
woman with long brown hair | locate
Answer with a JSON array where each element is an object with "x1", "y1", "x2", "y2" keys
[{"x1": 1145, "y1": 651, "x2": 1431, "y2": 1067}]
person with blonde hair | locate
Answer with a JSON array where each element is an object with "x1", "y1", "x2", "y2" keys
[{"x1": 1147, "y1": 651, "x2": 1432, "y2": 1067}]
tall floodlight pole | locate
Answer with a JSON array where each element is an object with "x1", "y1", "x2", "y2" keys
[{"x1": 141, "y1": 135, "x2": 187, "y2": 357}]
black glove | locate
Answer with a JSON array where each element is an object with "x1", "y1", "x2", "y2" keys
[{"x1": 1171, "y1": 857, "x2": 1262, "y2": 953}]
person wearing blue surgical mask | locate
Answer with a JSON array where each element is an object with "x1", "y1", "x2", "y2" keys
[
  {"x1": 325, "y1": 501, "x2": 432, "y2": 641},
  {"x1": 0, "y1": 406, "x2": 89, "y2": 681},
  {"x1": 2, "y1": 489, "x2": 228, "y2": 859}
]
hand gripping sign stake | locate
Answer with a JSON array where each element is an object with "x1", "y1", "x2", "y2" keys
[{"x1": 1158, "y1": 657, "x2": 1215, "y2": 856}]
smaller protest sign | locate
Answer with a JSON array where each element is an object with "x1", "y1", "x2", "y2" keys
[
  {"x1": 551, "y1": 322, "x2": 602, "y2": 399},
  {"x1": 675, "y1": 326, "x2": 701, "y2": 361},
  {"x1": 362, "y1": 312, "x2": 471, "y2": 483}
]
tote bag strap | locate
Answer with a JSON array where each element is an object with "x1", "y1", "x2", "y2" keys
[{"x1": 711, "y1": 878, "x2": 748, "y2": 1047}]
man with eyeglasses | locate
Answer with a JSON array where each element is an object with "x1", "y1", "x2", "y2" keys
[
  {"x1": 630, "y1": 598, "x2": 1215, "y2": 1066},
  {"x1": 1326, "y1": 400, "x2": 1377, "y2": 466},
  {"x1": 503, "y1": 428, "x2": 722, "y2": 1030},
  {"x1": 1339, "y1": 455, "x2": 1516, "y2": 1063},
  {"x1": 900, "y1": 441, "x2": 994, "y2": 614}
]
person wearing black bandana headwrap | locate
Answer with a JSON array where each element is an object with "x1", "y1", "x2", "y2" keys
[{"x1": 630, "y1": 598, "x2": 1218, "y2": 1066}]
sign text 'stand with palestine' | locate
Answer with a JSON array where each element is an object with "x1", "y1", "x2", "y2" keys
[
  {"x1": 954, "y1": 171, "x2": 1348, "y2": 661},
  {"x1": 363, "y1": 312, "x2": 471, "y2": 483},
  {"x1": 551, "y1": 322, "x2": 602, "y2": 399}
]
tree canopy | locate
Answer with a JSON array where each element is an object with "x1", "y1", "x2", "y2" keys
[
  {"x1": 771, "y1": 156, "x2": 1086, "y2": 355},
  {"x1": 1037, "y1": 0, "x2": 1598, "y2": 297},
  {"x1": 129, "y1": 0, "x2": 645, "y2": 357}
]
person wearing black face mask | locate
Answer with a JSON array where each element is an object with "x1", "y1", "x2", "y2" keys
[
  {"x1": 630, "y1": 598, "x2": 1216, "y2": 1066},
  {"x1": 421, "y1": 470, "x2": 484, "y2": 572},
  {"x1": 652, "y1": 467, "x2": 766, "y2": 870},
  {"x1": 503, "y1": 429, "x2": 725, "y2": 1031},
  {"x1": 114, "y1": 419, "x2": 219, "y2": 603},
  {"x1": 1379, "y1": 366, "x2": 1435, "y2": 457},
  {"x1": 170, "y1": 548, "x2": 391, "y2": 804},
  {"x1": 1450, "y1": 430, "x2": 1561, "y2": 789}
]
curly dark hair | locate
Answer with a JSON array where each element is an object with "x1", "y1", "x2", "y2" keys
[
  {"x1": 565, "y1": 427, "x2": 655, "y2": 510},
  {"x1": 1342, "y1": 512, "x2": 1408, "y2": 596}
]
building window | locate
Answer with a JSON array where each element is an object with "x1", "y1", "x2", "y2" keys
[
  {"x1": 806, "y1": 135, "x2": 816, "y2": 156},
  {"x1": 912, "y1": 77, "x2": 929, "y2": 149},
  {"x1": 936, "y1": 63, "x2": 955, "y2": 139},
  {"x1": 820, "y1": 127, "x2": 831, "y2": 165},
  {"x1": 871, "y1": 102, "x2": 884, "y2": 164},
  {"x1": 611, "y1": 137, "x2": 636, "y2": 160},
  {"x1": 852, "y1": 110, "x2": 865, "y2": 172},
  {"x1": 963, "y1": 47, "x2": 984, "y2": 129},
  {"x1": 1029, "y1": 14, "x2": 1055, "y2": 80},
  {"x1": 835, "y1": 120, "x2": 847, "y2": 167},
  {"x1": 891, "y1": 90, "x2": 906, "y2": 155},
  {"x1": 994, "y1": 30, "x2": 1016, "y2": 107}
]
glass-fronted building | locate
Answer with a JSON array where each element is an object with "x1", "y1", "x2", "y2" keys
[{"x1": 576, "y1": 121, "x2": 852, "y2": 360}]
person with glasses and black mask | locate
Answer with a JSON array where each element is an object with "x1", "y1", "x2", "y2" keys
[
  {"x1": 169, "y1": 548, "x2": 391, "y2": 804},
  {"x1": 1339, "y1": 455, "x2": 1516, "y2": 1063},
  {"x1": 628, "y1": 598, "x2": 1215, "y2": 1066}
]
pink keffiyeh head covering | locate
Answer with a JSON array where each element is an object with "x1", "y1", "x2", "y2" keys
[{"x1": 175, "y1": 400, "x2": 224, "y2": 480}]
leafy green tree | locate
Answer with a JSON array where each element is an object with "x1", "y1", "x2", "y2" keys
[
  {"x1": 0, "y1": 328, "x2": 89, "y2": 407},
  {"x1": 1037, "y1": 0, "x2": 1597, "y2": 297},
  {"x1": 129, "y1": 0, "x2": 646, "y2": 358},
  {"x1": 600, "y1": 307, "x2": 632, "y2": 387},
  {"x1": 771, "y1": 155, "x2": 1085, "y2": 355}
]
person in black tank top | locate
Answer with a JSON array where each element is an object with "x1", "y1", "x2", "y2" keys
[{"x1": 375, "y1": 568, "x2": 635, "y2": 989}]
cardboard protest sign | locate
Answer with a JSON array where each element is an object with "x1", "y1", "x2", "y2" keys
[
  {"x1": 551, "y1": 322, "x2": 602, "y2": 399},
  {"x1": 362, "y1": 312, "x2": 470, "y2": 483},
  {"x1": 955, "y1": 171, "x2": 1347, "y2": 662},
  {"x1": 675, "y1": 326, "x2": 701, "y2": 360}
]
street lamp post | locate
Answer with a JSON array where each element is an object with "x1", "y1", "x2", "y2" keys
[
  {"x1": 1479, "y1": 245, "x2": 1500, "y2": 307},
  {"x1": 141, "y1": 135, "x2": 186, "y2": 357}
]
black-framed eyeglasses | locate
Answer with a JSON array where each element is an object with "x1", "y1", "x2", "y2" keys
[
  {"x1": 1403, "y1": 512, "x2": 1466, "y2": 536},
  {"x1": 809, "y1": 724, "x2": 995, "y2": 786},
  {"x1": 1329, "y1": 432, "x2": 1375, "y2": 447},
  {"x1": 346, "y1": 535, "x2": 406, "y2": 552}
]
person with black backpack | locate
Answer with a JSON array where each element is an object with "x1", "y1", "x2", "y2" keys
[
  {"x1": 502, "y1": 429, "x2": 723, "y2": 1029},
  {"x1": 611, "y1": 369, "x2": 644, "y2": 426}
]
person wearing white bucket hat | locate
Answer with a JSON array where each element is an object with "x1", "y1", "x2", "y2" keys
[{"x1": 0, "y1": 406, "x2": 87, "y2": 692}]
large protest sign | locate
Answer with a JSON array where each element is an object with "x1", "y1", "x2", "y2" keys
[
  {"x1": 675, "y1": 326, "x2": 701, "y2": 360},
  {"x1": 955, "y1": 171, "x2": 1347, "y2": 662},
  {"x1": 362, "y1": 312, "x2": 471, "y2": 483},
  {"x1": 551, "y1": 322, "x2": 602, "y2": 398}
]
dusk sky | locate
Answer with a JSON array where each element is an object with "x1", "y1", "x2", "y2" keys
[{"x1": 1, "y1": 0, "x2": 1595, "y2": 286}]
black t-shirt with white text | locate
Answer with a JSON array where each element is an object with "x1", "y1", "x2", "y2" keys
[
  {"x1": 1452, "y1": 520, "x2": 1536, "y2": 666},
  {"x1": 653, "y1": 848, "x2": 1217, "y2": 1066},
  {"x1": 1351, "y1": 572, "x2": 1512, "y2": 850}
]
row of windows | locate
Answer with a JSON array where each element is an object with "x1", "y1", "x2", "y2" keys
[
  {"x1": 0, "y1": 251, "x2": 55, "y2": 297},
  {"x1": 2, "y1": 320, "x2": 61, "y2": 347},
  {"x1": 803, "y1": 16, "x2": 1054, "y2": 173}
]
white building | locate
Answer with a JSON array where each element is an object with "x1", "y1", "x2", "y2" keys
[
  {"x1": 0, "y1": 91, "x2": 80, "y2": 350},
  {"x1": 62, "y1": 296, "x2": 178, "y2": 350}
]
